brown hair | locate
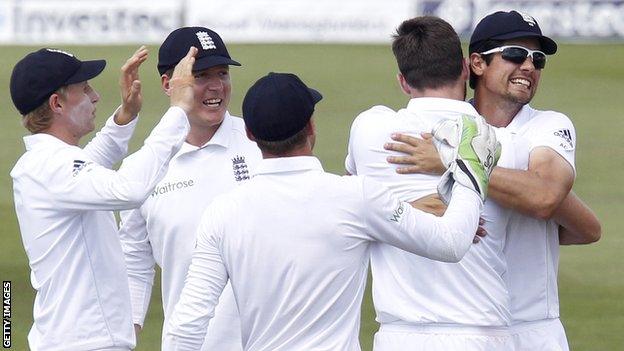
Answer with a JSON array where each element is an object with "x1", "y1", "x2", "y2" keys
[
  {"x1": 254, "y1": 127, "x2": 309, "y2": 155},
  {"x1": 22, "y1": 87, "x2": 66, "y2": 134},
  {"x1": 392, "y1": 16, "x2": 464, "y2": 90}
]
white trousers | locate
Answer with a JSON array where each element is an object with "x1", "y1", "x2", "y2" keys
[
  {"x1": 510, "y1": 318, "x2": 569, "y2": 351},
  {"x1": 373, "y1": 323, "x2": 513, "y2": 351}
]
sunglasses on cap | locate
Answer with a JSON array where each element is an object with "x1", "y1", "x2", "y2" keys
[{"x1": 479, "y1": 45, "x2": 547, "y2": 70}]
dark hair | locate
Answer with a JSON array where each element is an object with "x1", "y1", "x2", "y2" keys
[
  {"x1": 254, "y1": 126, "x2": 309, "y2": 155},
  {"x1": 469, "y1": 39, "x2": 503, "y2": 89},
  {"x1": 392, "y1": 16, "x2": 463, "y2": 91}
]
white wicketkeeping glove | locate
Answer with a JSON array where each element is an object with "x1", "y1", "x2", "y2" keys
[{"x1": 432, "y1": 115, "x2": 501, "y2": 203}]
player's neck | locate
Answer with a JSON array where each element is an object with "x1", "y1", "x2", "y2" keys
[
  {"x1": 409, "y1": 81, "x2": 466, "y2": 101},
  {"x1": 262, "y1": 145, "x2": 313, "y2": 159},
  {"x1": 473, "y1": 92, "x2": 523, "y2": 128},
  {"x1": 45, "y1": 122, "x2": 81, "y2": 146},
  {"x1": 186, "y1": 124, "x2": 221, "y2": 147}
]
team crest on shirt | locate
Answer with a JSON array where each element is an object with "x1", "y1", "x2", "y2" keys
[
  {"x1": 232, "y1": 155, "x2": 250, "y2": 182},
  {"x1": 553, "y1": 129, "x2": 574, "y2": 150},
  {"x1": 72, "y1": 160, "x2": 92, "y2": 177}
]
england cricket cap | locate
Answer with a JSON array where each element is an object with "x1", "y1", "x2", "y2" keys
[
  {"x1": 158, "y1": 26, "x2": 241, "y2": 75},
  {"x1": 10, "y1": 48, "x2": 106, "y2": 115},
  {"x1": 243, "y1": 72, "x2": 323, "y2": 142},
  {"x1": 469, "y1": 10, "x2": 557, "y2": 55}
]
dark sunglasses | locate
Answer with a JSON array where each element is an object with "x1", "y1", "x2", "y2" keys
[{"x1": 479, "y1": 45, "x2": 547, "y2": 70}]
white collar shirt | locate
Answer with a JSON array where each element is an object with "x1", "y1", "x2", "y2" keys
[
  {"x1": 11, "y1": 107, "x2": 189, "y2": 350},
  {"x1": 119, "y1": 112, "x2": 261, "y2": 350},
  {"x1": 345, "y1": 97, "x2": 529, "y2": 327},
  {"x1": 164, "y1": 156, "x2": 484, "y2": 350},
  {"x1": 503, "y1": 105, "x2": 576, "y2": 323}
]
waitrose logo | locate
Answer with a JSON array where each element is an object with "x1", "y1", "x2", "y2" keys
[{"x1": 151, "y1": 179, "x2": 195, "y2": 197}]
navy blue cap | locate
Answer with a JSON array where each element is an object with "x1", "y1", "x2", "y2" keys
[
  {"x1": 243, "y1": 72, "x2": 323, "y2": 142},
  {"x1": 10, "y1": 48, "x2": 106, "y2": 115},
  {"x1": 158, "y1": 27, "x2": 241, "y2": 75},
  {"x1": 469, "y1": 11, "x2": 557, "y2": 55}
]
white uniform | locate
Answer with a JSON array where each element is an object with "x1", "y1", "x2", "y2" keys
[
  {"x1": 10, "y1": 107, "x2": 189, "y2": 351},
  {"x1": 119, "y1": 113, "x2": 261, "y2": 350},
  {"x1": 163, "y1": 156, "x2": 484, "y2": 351},
  {"x1": 504, "y1": 104, "x2": 576, "y2": 351},
  {"x1": 345, "y1": 98, "x2": 528, "y2": 350}
]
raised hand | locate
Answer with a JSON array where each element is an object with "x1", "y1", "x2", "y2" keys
[
  {"x1": 169, "y1": 46, "x2": 198, "y2": 114},
  {"x1": 117, "y1": 45, "x2": 149, "y2": 125}
]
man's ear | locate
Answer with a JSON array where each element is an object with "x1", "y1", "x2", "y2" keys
[
  {"x1": 469, "y1": 53, "x2": 487, "y2": 79},
  {"x1": 49, "y1": 93, "x2": 63, "y2": 114},
  {"x1": 161, "y1": 74, "x2": 172, "y2": 97},
  {"x1": 397, "y1": 73, "x2": 411, "y2": 96}
]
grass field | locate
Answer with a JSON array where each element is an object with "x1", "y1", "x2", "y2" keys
[{"x1": 0, "y1": 43, "x2": 623, "y2": 350}]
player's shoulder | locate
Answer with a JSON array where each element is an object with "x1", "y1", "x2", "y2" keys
[
  {"x1": 349, "y1": 105, "x2": 398, "y2": 142},
  {"x1": 528, "y1": 107, "x2": 574, "y2": 128},
  {"x1": 352, "y1": 105, "x2": 396, "y2": 126},
  {"x1": 14, "y1": 136, "x2": 85, "y2": 174},
  {"x1": 199, "y1": 189, "x2": 242, "y2": 228}
]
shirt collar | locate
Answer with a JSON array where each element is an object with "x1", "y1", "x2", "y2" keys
[
  {"x1": 406, "y1": 97, "x2": 479, "y2": 117},
  {"x1": 179, "y1": 111, "x2": 234, "y2": 154},
  {"x1": 23, "y1": 133, "x2": 70, "y2": 151},
  {"x1": 252, "y1": 156, "x2": 324, "y2": 177}
]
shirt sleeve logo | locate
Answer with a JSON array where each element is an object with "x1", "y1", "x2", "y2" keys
[
  {"x1": 72, "y1": 160, "x2": 92, "y2": 177},
  {"x1": 553, "y1": 129, "x2": 574, "y2": 150},
  {"x1": 232, "y1": 155, "x2": 250, "y2": 182}
]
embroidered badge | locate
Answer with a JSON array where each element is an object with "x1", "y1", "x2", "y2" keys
[
  {"x1": 232, "y1": 155, "x2": 250, "y2": 182},
  {"x1": 196, "y1": 31, "x2": 217, "y2": 50},
  {"x1": 518, "y1": 11, "x2": 537, "y2": 26}
]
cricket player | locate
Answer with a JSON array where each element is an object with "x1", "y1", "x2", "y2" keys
[
  {"x1": 468, "y1": 11, "x2": 600, "y2": 350},
  {"x1": 385, "y1": 11, "x2": 601, "y2": 351},
  {"x1": 9, "y1": 45, "x2": 197, "y2": 351},
  {"x1": 345, "y1": 16, "x2": 526, "y2": 350},
  {"x1": 162, "y1": 72, "x2": 499, "y2": 350},
  {"x1": 118, "y1": 27, "x2": 261, "y2": 350}
]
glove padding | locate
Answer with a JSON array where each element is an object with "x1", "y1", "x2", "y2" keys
[{"x1": 433, "y1": 115, "x2": 501, "y2": 203}]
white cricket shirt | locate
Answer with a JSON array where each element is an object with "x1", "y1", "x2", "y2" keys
[
  {"x1": 10, "y1": 107, "x2": 189, "y2": 351},
  {"x1": 504, "y1": 104, "x2": 576, "y2": 323},
  {"x1": 163, "y1": 156, "x2": 483, "y2": 351},
  {"x1": 346, "y1": 97, "x2": 528, "y2": 327},
  {"x1": 119, "y1": 113, "x2": 261, "y2": 350}
]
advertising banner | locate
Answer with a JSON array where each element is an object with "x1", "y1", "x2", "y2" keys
[
  {"x1": 6, "y1": 0, "x2": 181, "y2": 44},
  {"x1": 420, "y1": 0, "x2": 624, "y2": 40},
  {"x1": 186, "y1": 0, "x2": 417, "y2": 43}
]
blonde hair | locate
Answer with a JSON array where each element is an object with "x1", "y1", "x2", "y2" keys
[{"x1": 22, "y1": 87, "x2": 66, "y2": 134}]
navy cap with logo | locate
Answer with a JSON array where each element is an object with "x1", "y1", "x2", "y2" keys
[
  {"x1": 10, "y1": 48, "x2": 106, "y2": 115},
  {"x1": 243, "y1": 72, "x2": 323, "y2": 142},
  {"x1": 158, "y1": 27, "x2": 241, "y2": 75},
  {"x1": 469, "y1": 10, "x2": 557, "y2": 55}
]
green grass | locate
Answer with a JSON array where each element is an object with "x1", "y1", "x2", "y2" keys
[{"x1": 1, "y1": 43, "x2": 623, "y2": 350}]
